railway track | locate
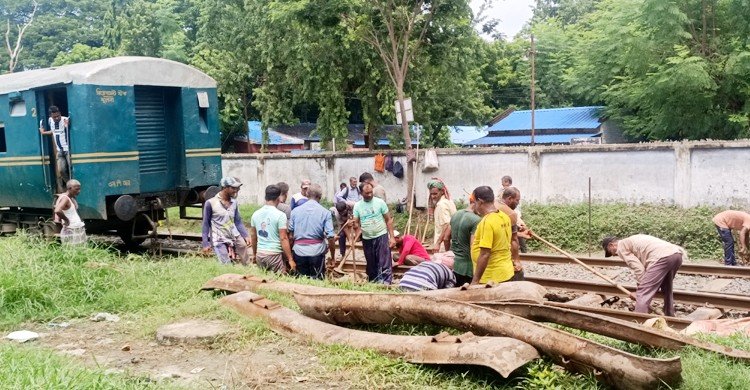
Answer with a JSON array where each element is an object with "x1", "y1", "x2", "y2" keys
[
  {"x1": 154, "y1": 231, "x2": 750, "y2": 280},
  {"x1": 520, "y1": 253, "x2": 750, "y2": 279},
  {"x1": 150, "y1": 232, "x2": 750, "y2": 311}
]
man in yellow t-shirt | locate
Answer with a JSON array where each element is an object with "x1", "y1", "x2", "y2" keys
[{"x1": 470, "y1": 186, "x2": 514, "y2": 284}]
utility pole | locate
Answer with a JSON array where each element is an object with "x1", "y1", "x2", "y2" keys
[{"x1": 530, "y1": 34, "x2": 536, "y2": 146}]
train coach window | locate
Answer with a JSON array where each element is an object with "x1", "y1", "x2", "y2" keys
[
  {"x1": 9, "y1": 100, "x2": 26, "y2": 117},
  {"x1": 0, "y1": 122, "x2": 6, "y2": 152},
  {"x1": 197, "y1": 92, "x2": 209, "y2": 134}
]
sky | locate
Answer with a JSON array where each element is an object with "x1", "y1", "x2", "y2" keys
[{"x1": 470, "y1": 0, "x2": 535, "y2": 40}]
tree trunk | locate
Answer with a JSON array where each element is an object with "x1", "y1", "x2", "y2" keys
[{"x1": 396, "y1": 82, "x2": 414, "y2": 208}]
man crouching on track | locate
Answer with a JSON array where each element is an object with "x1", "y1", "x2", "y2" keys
[
  {"x1": 602, "y1": 234, "x2": 686, "y2": 316},
  {"x1": 201, "y1": 177, "x2": 251, "y2": 265}
]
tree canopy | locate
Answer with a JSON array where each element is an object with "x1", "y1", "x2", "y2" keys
[{"x1": 3, "y1": 0, "x2": 750, "y2": 144}]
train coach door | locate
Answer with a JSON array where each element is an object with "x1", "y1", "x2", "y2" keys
[
  {"x1": 36, "y1": 88, "x2": 70, "y2": 194},
  {"x1": 134, "y1": 86, "x2": 180, "y2": 193}
]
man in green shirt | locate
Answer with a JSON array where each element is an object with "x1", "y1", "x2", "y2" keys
[
  {"x1": 448, "y1": 197, "x2": 481, "y2": 286},
  {"x1": 353, "y1": 182, "x2": 395, "y2": 284}
]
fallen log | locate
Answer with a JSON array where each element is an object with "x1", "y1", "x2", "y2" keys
[
  {"x1": 481, "y1": 302, "x2": 750, "y2": 361},
  {"x1": 220, "y1": 291, "x2": 539, "y2": 378},
  {"x1": 293, "y1": 292, "x2": 682, "y2": 390}
]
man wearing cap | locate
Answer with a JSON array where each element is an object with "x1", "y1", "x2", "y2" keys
[
  {"x1": 428, "y1": 178, "x2": 456, "y2": 251},
  {"x1": 353, "y1": 182, "x2": 395, "y2": 284},
  {"x1": 289, "y1": 184, "x2": 336, "y2": 279},
  {"x1": 290, "y1": 179, "x2": 311, "y2": 210},
  {"x1": 602, "y1": 234, "x2": 686, "y2": 316},
  {"x1": 392, "y1": 231, "x2": 430, "y2": 266},
  {"x1": 712, "y1": 210, "x2": 750, "y2": 266},
  {"x1": 202, "y1": 177, "x2": 251, "y2": 265},
  {"x1": 251, "y1": 185, "x2": 295, "y2": 273}
]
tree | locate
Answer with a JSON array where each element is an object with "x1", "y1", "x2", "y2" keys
[
  {"x1": 191, "y1": 0, "x2": 267, "y2": 149},
  {"x1": 52, "y1": 43, "x2": 116, "y2": 66},
  {"x1": 4, "y1": 1, "x2": 36, "y2": 72}
]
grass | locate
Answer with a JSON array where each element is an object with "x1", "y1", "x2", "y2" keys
[
  {"x1": 1, "y1": 231, "x2": 749, "y2": 389},
  {"x1": 0, "y1": 343, "x2": 164, "y2": 389}
]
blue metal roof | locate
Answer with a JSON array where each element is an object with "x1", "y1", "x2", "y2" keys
[
  {"x1": 488, "y1": 106, "x2": 604, "y2": 132},
  {"x1": 246, "y1": 121, "x2": 303, "y2": 145},
  {"x1": 352, "y1": 126, "x2": 487, "y2": 146},
  {"x1": 450, "y1": 126, "x2": 488, "y2": 145},
  {"x1": 353, "y1": 139, "x2": 420, "y2": 146},
  {"x1": 465, "y1": 133, "x2": 597, "y2": 146}
]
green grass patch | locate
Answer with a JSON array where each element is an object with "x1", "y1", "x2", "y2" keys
[
  {"x1": 3, "y1": 231, "x2": 749, "y2": 389},
  {"x1": 523, "y1": 203, "x2": 725, "y2": 260},
  {"x1": 0, "y1": 343, "x2": 163, "y2": 389}
]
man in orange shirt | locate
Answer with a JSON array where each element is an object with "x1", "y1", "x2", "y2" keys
[
  {"x1": 494, "y1": 187, "x2": 524, "y2": 280},
  {"x1": 712, "y1": 210, "x2": 750, "y2": 266}
]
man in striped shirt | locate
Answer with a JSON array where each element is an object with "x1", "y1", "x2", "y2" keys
[
  {"x1": 398, "y1": 256, "x2": 456, "y2": 292},
  {"x1": 39, "y1": 105, "x2": 71, "y2": 191}
]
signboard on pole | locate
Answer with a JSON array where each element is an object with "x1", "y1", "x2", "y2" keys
[{"x1": 395, "y1": 98, "x2": 414, "y2": 124}]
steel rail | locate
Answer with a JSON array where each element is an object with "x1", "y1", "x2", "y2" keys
[
  {"x1": 338, "y1": 262, "x2": 750, "y2": 311},
  {"x1": 156, "y1": 232, "x2": 203, "y2": 241},
  {"x1": 525, "y1": 276, "x2": 750, "y2": 312},
  {"x1": 521, "y1": 253, "x2": 750, "y2": 279},
  {"x1": 150, "y1": 233, "x2": 750, "y2": 279}
]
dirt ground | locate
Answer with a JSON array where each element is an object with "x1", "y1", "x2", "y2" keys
[{"x1": 20, "y1": 319, "x2": 348, "y2": 389}]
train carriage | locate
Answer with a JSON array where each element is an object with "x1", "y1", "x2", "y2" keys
[{"x1": 0, "y1": 56, "x2": 221, "y2": 242}]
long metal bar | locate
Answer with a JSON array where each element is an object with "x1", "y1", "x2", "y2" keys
[
  {"x1": 221, "y1": 291, "x2": 540, "y2": 379},
  {"x1": 294, "y1": 291, "x2": 682, "y2": 390},
  {"x1": 338, "y1": 262, "x2": 750, "y2": 311},
  {"x1": 526, "y1": 276, "x2": 750, "y2": 312},
  {"x1": 521, "y1": 253, "x2": 750, "y2": 279}
]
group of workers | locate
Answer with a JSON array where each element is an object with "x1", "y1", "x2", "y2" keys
[
  {"x1": 200, "y1": 171, "x2": 750, "y2": 318},
  {"x1": 36, "y1": 100, "x2": 748, "y2": 318}
]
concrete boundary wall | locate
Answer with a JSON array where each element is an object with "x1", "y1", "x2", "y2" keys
[{"x1": 222, "y1": 141, "x2": 750, "y2": 208}]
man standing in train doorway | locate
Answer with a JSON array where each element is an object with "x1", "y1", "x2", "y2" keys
[{"x1": 39, "y1": 106, "x2": 71, "y2": 192}]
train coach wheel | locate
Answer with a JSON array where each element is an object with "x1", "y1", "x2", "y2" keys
[{"x1": 118, "y1": 218, "x2": 152, "y2": 247}]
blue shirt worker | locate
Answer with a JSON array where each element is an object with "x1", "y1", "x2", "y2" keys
[
  {"x1": 353, "y1": 182, "x2": 395, "y2": 284},
  {"x1": 202, "y1": 177, "x2": 250, "y2": 265},
  {"x1": 289, "y1": 184, "x2": 336, "y2": 279},
  {"x1": 290, "y1": 179, "x2": 311, "y2": 209},
  {"x1": 335, "y1": 176, "x2": 362, "y2": 206}
]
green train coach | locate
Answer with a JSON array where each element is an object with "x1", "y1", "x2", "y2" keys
[{"x1": 0, "y1": 57, "x2": 221, "y2": 242}]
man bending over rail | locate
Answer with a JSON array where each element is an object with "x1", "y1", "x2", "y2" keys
[
  {"x1": 602, "y1": 234, "x2": 686, "y2": 317},
  {"x1": 712, "y1": 210, "x2": 750, "y2": 266}
]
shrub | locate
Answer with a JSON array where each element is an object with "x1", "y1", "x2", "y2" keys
[{"x1": 522, "y1": 203, "x2": 723, "y2": 260}]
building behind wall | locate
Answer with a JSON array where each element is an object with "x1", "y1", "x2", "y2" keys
[{"x1": 466, "y1": 106, "x2": 626, "y2": 146}]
